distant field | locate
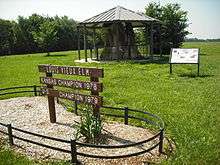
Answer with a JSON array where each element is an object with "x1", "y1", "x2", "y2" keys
[{"x1": 0, "y1": 42, "x2": 219, "y2": 164}]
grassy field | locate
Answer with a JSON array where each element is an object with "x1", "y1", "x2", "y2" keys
[{"x1": 0, "y1": 42, "x2": 219, "y2": 164}]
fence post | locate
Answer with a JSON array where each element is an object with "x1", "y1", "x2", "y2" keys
[
  {"x1": 70, "y1": 139, "x2": 77, "y2": 164},
  {"x1": 7, "y1": 124, "x2": 14, "y2": 146},
  {"x1": 159, "y1": 129, "x2": 164, "y2": 154},
  {"x1": 56, "y1": 97, "x2": 60, "y2": 104},
  {"x1": 124, "y1": 107, "x2": 129, "y2": 125},
  {"x1": 90, "y1": 47, "x2": 93, "y2": 59},
  {"x1": 96, "y1": 47, "x2": 99, "y2": 60},
  {"x1": 33, "y1": 85, "x2": 37, "y2": 96},
  {"x1": 74, "y1": 101, "x2": 78, "y2": 115}
]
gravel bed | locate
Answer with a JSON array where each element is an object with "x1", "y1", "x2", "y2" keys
[{"x1": 0, "y1": 96, "x2": 164, "y2": 164}]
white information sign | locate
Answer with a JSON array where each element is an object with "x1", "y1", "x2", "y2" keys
[{"x1": 170, "y1": 48, "x2": 199, "y2": 64}]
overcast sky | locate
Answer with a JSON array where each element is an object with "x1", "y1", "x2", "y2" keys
[{"x1": 0, "y1": 0, "x2": 219, "y2": 39}]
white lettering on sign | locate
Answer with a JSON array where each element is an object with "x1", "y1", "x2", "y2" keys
[
  {"x1": 41, "y1": 87, "x2": 102, "y2": 106},
  {"x1": 170, "y1": 48, "x2": 199, "y2": 64},
  {"x1": 57, "y1": 90, "x2": 101, "y2": 106},
  {"x1": 40, "y1": 77, "x2": 102, "y2": 92},
  {"x1": 38, "y1": 65, "x2": 104, "y2": 78}
]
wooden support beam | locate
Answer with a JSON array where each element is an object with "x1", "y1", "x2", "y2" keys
[
  {"x1": 150, "y1": 23, "x2": 154, "y2": 59},
  {"x1": 126, "y1": 24, "x2": 131, "y2": 59},
  {"x1": 96, "y1": 47, "x2": 99, "y2": 60},
  {"x1": 84, "y1": 26, "x2": 88, "y2": 62},
  {"x1": 158, "y1": 25, "x2": 162, "y2": 57},
  {"x1": 144, "y1": 24, "x2": 150, "y2": 57},
  {"x1": 93, "y1": 29, "x2": 97, "y2": 60},
  {"x1": 115, "y1": 23, "x2": 120, "y2": 61},
  {"x1": 77, "y1": 27, "x2": 81, "y2": 60}
]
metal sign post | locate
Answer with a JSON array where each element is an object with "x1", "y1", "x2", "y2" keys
[{"x1": 169, "y1": 48, "x2": 200, "y2": 76}]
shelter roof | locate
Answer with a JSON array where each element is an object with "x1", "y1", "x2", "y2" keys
[{"x1": 79, "y1": 6, "x2": 161, "y2": 28}]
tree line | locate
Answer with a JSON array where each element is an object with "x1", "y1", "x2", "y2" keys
[
  {"x1": 0, "y1": 14, "x2": 83, "y2": 55},
  {"x1": 185, "y1": 38, "x2": 220, "y2": 42},
  {"x1": 0, "y1": 2, "x2": 190, "y2": 55}
]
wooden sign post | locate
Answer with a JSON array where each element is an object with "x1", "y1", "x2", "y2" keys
[
  {"x1": 45, "y1": 72, "x2": 56, "y2": 123},
  {"x1": 38, "y1": 64, "x2": 104, "y2": 123}
]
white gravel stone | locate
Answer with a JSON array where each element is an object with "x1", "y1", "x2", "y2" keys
[{"x1": 0, "y1": 96, "x2": 164, "y2": 164}]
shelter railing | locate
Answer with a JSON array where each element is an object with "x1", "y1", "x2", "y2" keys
[{"x1": 79, "y1": 44, "x2": 151, "y2": 61}]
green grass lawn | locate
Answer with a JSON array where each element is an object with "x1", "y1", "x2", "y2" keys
[{"x1": 0, "y1": 42, "x2": 219, "y2": 164}]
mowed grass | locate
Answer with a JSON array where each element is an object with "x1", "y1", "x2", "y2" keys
[{"x1": 0, "y1": 42, "x2": 219, "y2": 164}]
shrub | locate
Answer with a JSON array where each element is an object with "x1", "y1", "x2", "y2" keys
[{"x1": 73, "y1": 106, "x2": 103, "y2": 144}]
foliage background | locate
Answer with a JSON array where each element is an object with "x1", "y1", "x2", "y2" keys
[
  {"x1": 0, "y1": 2, "x2": 191, "y2": 56},
  {"x1": 138, "y1": 2, "x2": 189, "y2": 54},
  {"x1": 0, "y1": 14, "x2": 80, "y2": 55}
]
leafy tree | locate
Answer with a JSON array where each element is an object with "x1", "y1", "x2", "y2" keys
[
  {"x1": 17, "y1": 15, "x2": 40, "y2": 53},
  {"x1": 53, "y1": 16, "x2": 78, "y2": 51},
  {"x1": 144, "y1": 2, "x2": 189, "y2": 54},
  {"x1": 0, "y1": 14, "x2": 102, "y2": 55},
  {"x1": 32, "y1": 20, "x2": 58, "y2": 56},
  {"x1": 0, "y1": 19, "x2": 14, "y2": 55},
  {"x1": 11, "y1": 21, "x2": 28, "y2": 54}
]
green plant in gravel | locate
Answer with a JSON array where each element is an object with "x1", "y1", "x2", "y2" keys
[{"x1": 73, "y1": 106, "x2": 103, "y2": 144}]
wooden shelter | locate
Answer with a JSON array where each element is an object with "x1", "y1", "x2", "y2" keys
[{"x1": 77, "y1": 6, "x2": 162, "y2": 61}]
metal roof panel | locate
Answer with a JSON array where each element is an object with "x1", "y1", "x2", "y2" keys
[{"x1": 80, "y1": 6, "x2": 160, "y2": 26}]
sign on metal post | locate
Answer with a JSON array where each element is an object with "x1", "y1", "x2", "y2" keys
[
  {"x1": 38, "y1": 64, "x2": 104, "y2": 123},
  {"x1": 169, "y1": 48, "x2": 200, "y2": 75}
]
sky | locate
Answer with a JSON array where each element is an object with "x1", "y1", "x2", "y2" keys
[{"x1": 0, "y1": 0, "x2": 219, "y2": 39}]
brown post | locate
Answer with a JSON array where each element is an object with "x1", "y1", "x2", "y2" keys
[
  {"x1": 84, "y1": 26, "x2": 88, "y2": 62},
  {"x1": 145, "y1": 24, "x2": 150, "y2": 57},
  {"x1": 96, "y1": 47, "x2": 99, "y2": 60},
  {"x1": 46, "y1": 72, "x2": 56, "y2": 123},
  {"x1": 115, "y1": 23, "x2": 120, "y2": 61},
  {"x1": 77, "y1": 27, "x2": 81, "y2": 60},
  {"x1": 127, "y1": 28, "x2": 131, "y2": 59},
  {"x1": 158, "y1": 24, "x2": 162, "y2": 57},
  {"x1": 93, "y1": 28, "x2": 97, "y2": 60},
  {"x1": 150, "y1": 23, "x2": 154, "y2": 60},
  {"x1": 90, "y1": 76, "x2": 100, "y2": 118}
]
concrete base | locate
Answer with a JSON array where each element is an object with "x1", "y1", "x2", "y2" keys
[{"x1": 74, "y1": 58, "x2": 100, "y2": 63}]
